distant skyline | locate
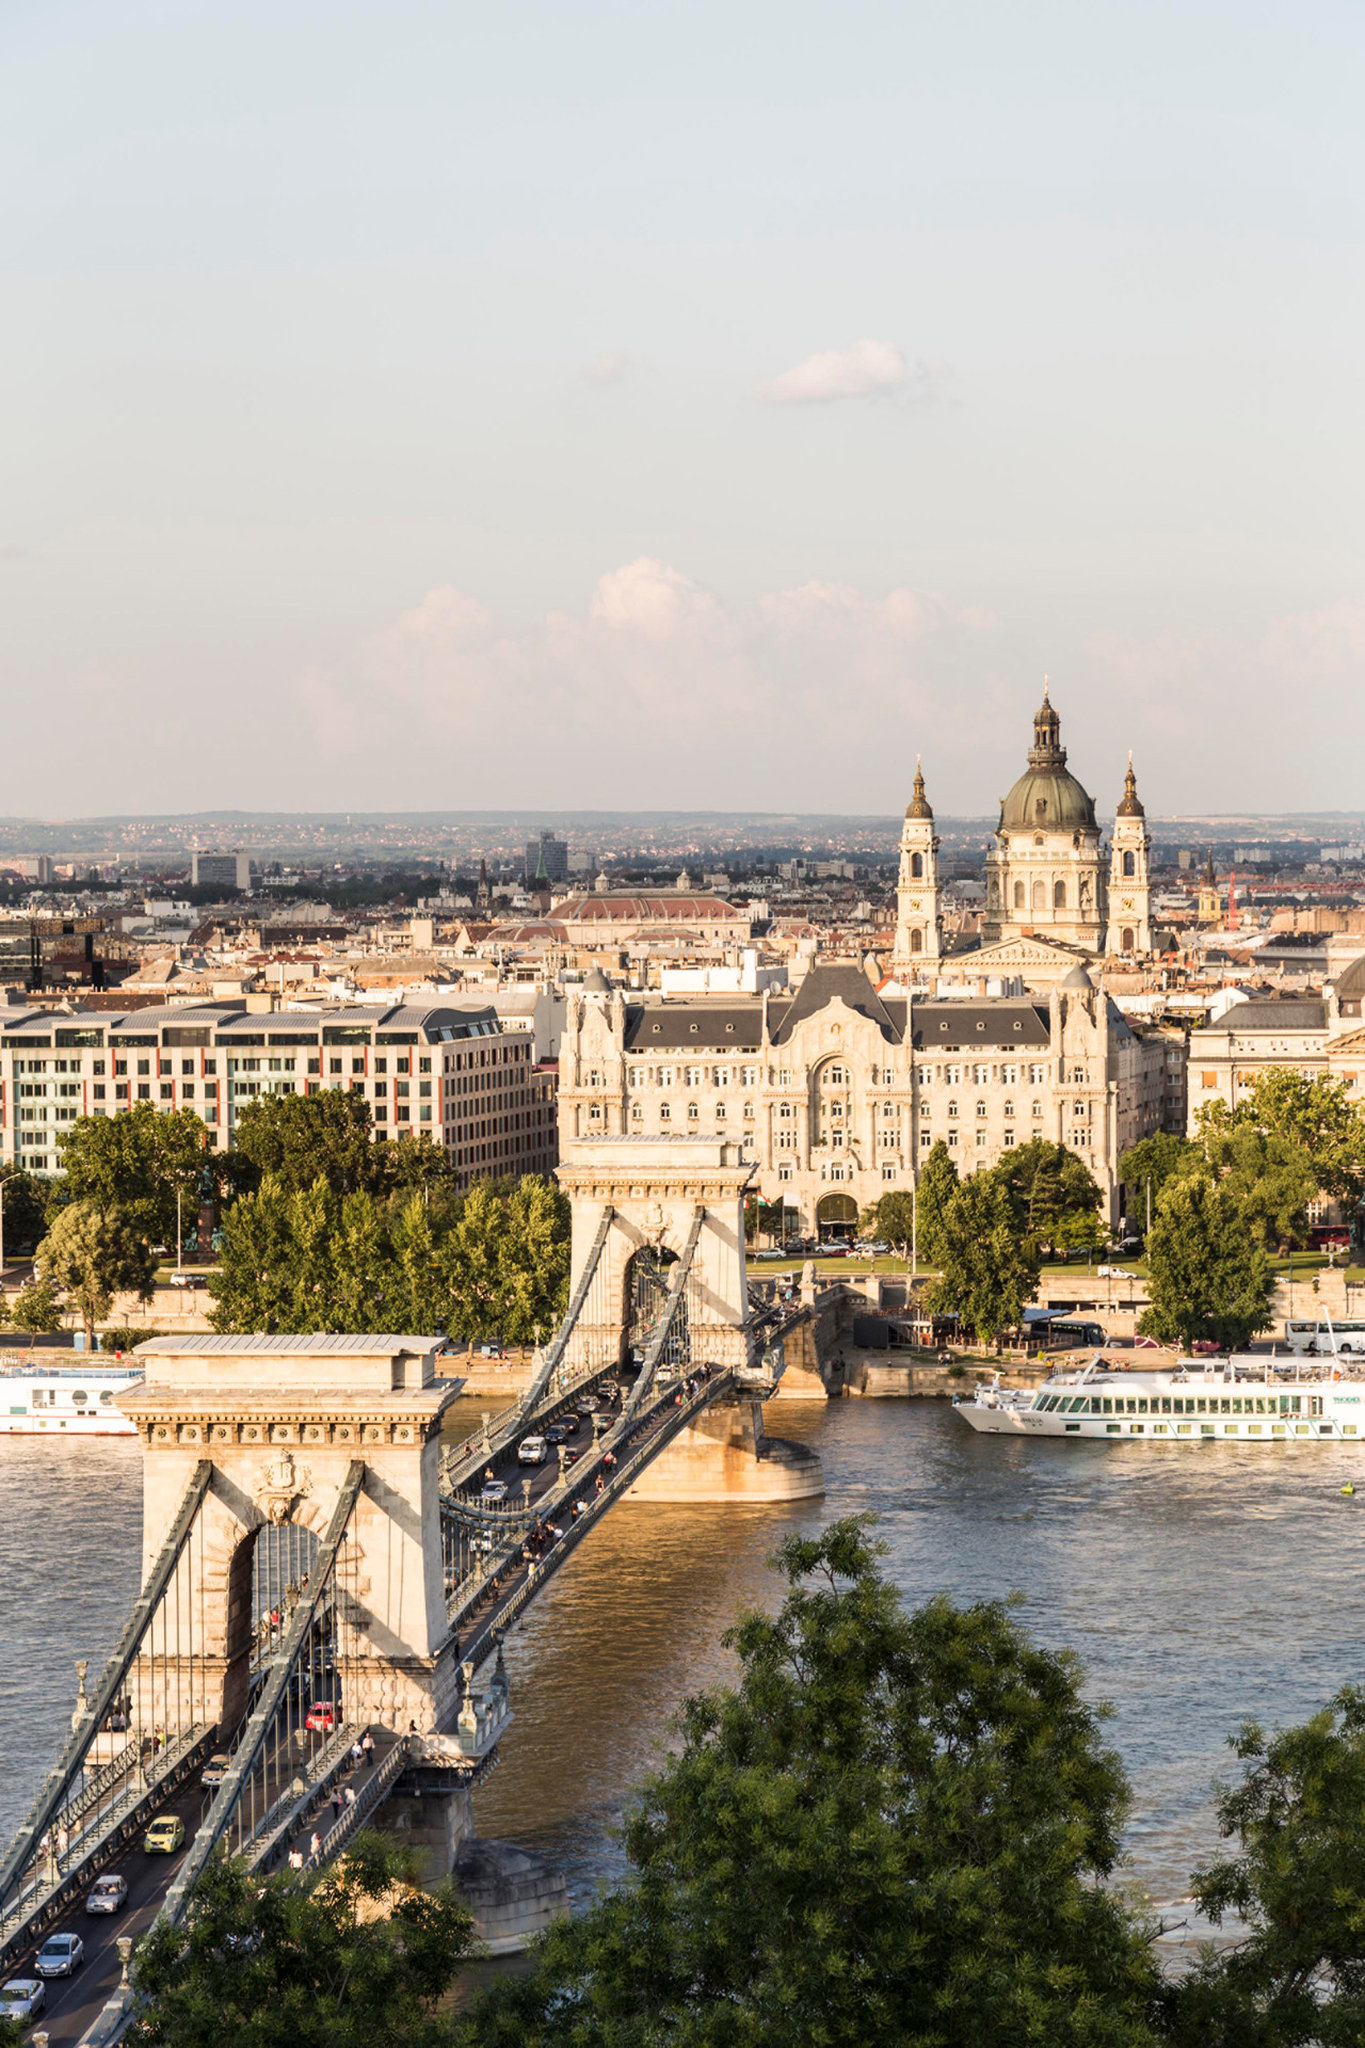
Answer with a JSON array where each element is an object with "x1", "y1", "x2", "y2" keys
[{"x1": 6, "y1": 2, "x2": 1365, "y2": 814}]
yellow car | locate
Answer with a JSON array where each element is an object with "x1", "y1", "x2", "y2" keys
[{"x1": 143, "y1": 1814, "x2": 186, "y2": 1855}]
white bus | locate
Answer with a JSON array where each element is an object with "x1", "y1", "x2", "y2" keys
[{"x1": 1284, "y1": 1318, "x2": 1365, "y2": 1357}]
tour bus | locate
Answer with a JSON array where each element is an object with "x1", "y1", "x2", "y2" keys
[{"x1": 1284, "y1": 1318, "x2": 1365, "y2": 1357}]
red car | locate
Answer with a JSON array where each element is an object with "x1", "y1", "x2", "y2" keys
[{"x1": 304, "y1": 1702, "x2": 338, "y2": 1733}]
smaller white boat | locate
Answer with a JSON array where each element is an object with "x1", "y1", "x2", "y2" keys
[{"x1": 0, "y1": 1358, "x2": 143, "y2": 1436}]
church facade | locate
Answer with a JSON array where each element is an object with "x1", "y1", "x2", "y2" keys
[{"x1": 892, "y1": 686, "x2": 1154, "y2": 981}]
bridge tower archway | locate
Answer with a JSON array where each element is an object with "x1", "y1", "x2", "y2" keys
[
  {"x1": 119, "y1": 1337, "x2": 466, "y2": 1741},
  {"x1": 556, "y1": 1137, "x2": 753, "y2": 1379}
]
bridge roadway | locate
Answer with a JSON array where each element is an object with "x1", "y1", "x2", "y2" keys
[{"x1": 18, "y1": 1360, "x2": 749, "y2": 2045}]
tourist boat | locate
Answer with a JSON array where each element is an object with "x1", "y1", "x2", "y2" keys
[
  {"x1": 0, "y1": 1358, "x2": 143, "y2": 1436},
  {"x1": 956, "y1": 1354, "x2": 1365, "y2": 1442}
]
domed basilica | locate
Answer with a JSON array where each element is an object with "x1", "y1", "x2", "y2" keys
[{"x1": 892, "y1": 684, "x2": 1153, "y2": 984}]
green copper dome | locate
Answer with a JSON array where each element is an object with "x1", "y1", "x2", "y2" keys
[{"x1": 997, "y1": 686, "x2": 1097, "y2": 833}]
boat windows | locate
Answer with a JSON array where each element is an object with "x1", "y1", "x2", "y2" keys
[{"x1": 1344, "y1": 1425, "x2": 1358, "y2": 1436}]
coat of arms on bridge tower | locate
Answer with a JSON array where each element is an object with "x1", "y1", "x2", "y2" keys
[{"x1": 255, "y1": 1450, "x2": 312, "y2": 1525}]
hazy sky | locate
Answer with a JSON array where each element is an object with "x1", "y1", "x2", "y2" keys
[{"x1": 5, "y1": 0, "x2": 1365, "y2": 820}]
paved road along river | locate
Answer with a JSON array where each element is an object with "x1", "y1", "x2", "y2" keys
[{"x1": 6, "y1": 1395, "x2": 1365, "y2": 1960}]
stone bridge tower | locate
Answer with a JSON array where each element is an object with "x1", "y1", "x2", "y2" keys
[{"x1": 119, "y1": 1336, "x2": 465, "y2": 1737}]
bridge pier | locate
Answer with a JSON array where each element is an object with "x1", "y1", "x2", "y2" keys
[{"x1": 623, "y1": 1395, "x2": 823, "y2": 1503}]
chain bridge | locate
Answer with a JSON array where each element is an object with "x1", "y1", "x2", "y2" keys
[{"x1": 0, "y1": 1137, "x2": 821, "y2": 2046}]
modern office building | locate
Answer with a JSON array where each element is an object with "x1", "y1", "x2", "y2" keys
[{"x1": 0, "y1": 1000, "x2": 557, "y2": 1191}]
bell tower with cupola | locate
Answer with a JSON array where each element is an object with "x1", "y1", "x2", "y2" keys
[
  {"x1": 892, "y1": 758, "x2": 941, "y2": 972},
  {"x1": 1104, "y1": 754, "x2": 1153, "y2": 955}
]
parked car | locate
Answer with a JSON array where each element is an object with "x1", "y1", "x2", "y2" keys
[
  {"x1": 1096, "y1": 1265, "x2": 1131, "y2": 1279},
  {"x1": 517, "y1": 1436, "x2": 547, "y2": 1466},
  {"x1": 201, "y1": 1752, "x2": 232, "y2": 1788},
  {"x1": 169, "y1": 1270, "x2": 197, "y2": 1288},
  {"x1": 304, "y1": 1701, "x2": 339, "y2": 1733},
  {"x1": 480, "y1": 1479, "x2": 509, "y2": 1502},
  {"x1": 751, "y1": 1247, "x2": 788, "y2": 1260},
  {"x1": 35, "y1": 1933, "x2": 85, "y2": 1978},
  {"x1": 85, "y1": 1874, "x2": 128, "y2": 1916},
  {"x1": 143, "y1": 1814, "x2": 186, "y2": 1855},
  {"x1": 0, "y1": 1979, "x2": 45, "y2": 2021},
  {"x1": 856, "y1": 1240, "x2": 891, "y2": 1255},
  {"x1": 477, "y1": 1342, "x2": 505, "y2": 1359}
]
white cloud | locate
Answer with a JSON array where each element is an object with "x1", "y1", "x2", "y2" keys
[
  {"x1": 759, "y1": 338, "x2": 907, "y2": 404},
  {"x1": 585, "y1": 351, "x2": 631, "y2": 384},
  {"x1": 298, "y1": 561, "x2": 997, "y2": 804}
]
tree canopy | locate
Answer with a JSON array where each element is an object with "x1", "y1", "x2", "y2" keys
[
  {"x1": 0, "y1": 1164, "x2": 50, "y2": 1254},
  {"x1": 231, "y1": 1094, "x2": 458, "y2": 1203},
  {"x1": 459, "y1": 1518, "x2": 1163, "y2": 2048},
  {"x1": 993, "y1": 1138, "x2": 1104, "y2": 1255},
  {"x1": 1138, "y1": 1175, "x2": 1275, "y2": 1354},
  {"x1": 209, "y1": 1174, "x2": 570, "y2": 1341},
  {"x1": 1198, "y1": 1068, "x2": 1365, "y2": 1207},
  {"x1": 36, "y1": 1201, "x2": 157, "y2": 1342},
  {"x1": 1117, "y1": 1132, "x2": 1203, "y2": 1227},
  {"x1": 131, "y1": 1833, "x2": 473, "y2": 2048},
  {"x1": 57, "y1": 1103, "x2": 212, "y2": 1241},
  {"x1": 914, "y1": 1140, "x2": 960, "y2": 1267},
  {"x1": 926, "y1": 1172, "x2": 1042, "y2": 1342}
]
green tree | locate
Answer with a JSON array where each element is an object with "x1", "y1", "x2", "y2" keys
[
  {"x1": 36, "y1": 1202, "x2": 157, "y2": 1343},
  {"x1": 0, "y1": 1164, "x2": 51, "y2": 1254},
  {"x1": 1200, "y1": 1067, "x2": 1365, "y2": 1206},
  {"x1": 495, "y1": 1175, "x2": 572, "y2": 1342},
  {"x1": 927, "y1": 1174, "x2": 1041, "y2": 1344},
  {"x1": 57, "y1": 1103, "x2": 211, "y2": 1242},
  {"x1": 439, "y1": 1181, "x2": 510, "y2": 1341},
  {"x1": 385, "y1": 1131, "x2": 458, "y2": 1202},
  {"x1": 208, "y1": 1177, "x2": 318, "y2": 1333},
  {"x1": 8, "y1": 1276, "x2": 63, "y2": 1334},
  {"x1": 993, "y1": 1138, "x2": 1103, "y2": 1255},
  {"x1": 232, "y1": 1092, "x2": 383, "y2": 1198},
  {"x1": 132, "y1": 1832, "x2": 474, "y2": 2048},
  {"x1": 1168, "y1": 1685, "x2": 1365, "y2": 2048},
  {"x1": 1200, "y1": 1126, "x2": 1317, "y2": 1253},
  {"x1": 914, "y1": 1140, "x2": 960, "y2": 1267},
  {"x1": 459, "y1": 1519, "x2": 1162, "y2": 2048},
  {"x1": 862, "y1": 1188, "x2": 918, "y2": 1252},
  {"x1": 1118, "y1": 1131, "x2": 1203, "y2": 1230},
  {"x1": 1139, "y1": 1175, "x2": 1275, "y2": 1353}
]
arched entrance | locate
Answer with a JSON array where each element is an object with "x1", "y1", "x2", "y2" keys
[
  {"x1": 816, "y1": 1192, "x2": 858, "y2": 1241},
  {"x1": 625, "y1": 1244, "x2": 688, "y2": 1371}
]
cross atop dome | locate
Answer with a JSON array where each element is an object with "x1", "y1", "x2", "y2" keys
[{"x1": 1029, "y1": 677, "x2": 1064, "y2": 767}]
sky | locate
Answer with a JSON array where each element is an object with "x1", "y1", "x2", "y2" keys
[{"x1": 4, "y1": 0, "x2": 1365, "y2": 821}]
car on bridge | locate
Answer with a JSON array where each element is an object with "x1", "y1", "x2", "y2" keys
[
  {"x1": 517, "y1": 1436, "x2": 547, "y2": 1465},
  {"x1": 305, "y1": 1700, "x2": 340, "y2": 1732},
  {"x1": 85, "y1": 1873, "x2": 129, "y2": 1915},
  {"x1": 480, "y1": 1479, "x2": 509, "y2": 1502},
  {"x1": 143, "y1": 1814, "x2": 186, "y2": 1855},
  {"x1": 35, "y1": 1932, "x2": 85, "y2": 1978},
  {"x1": 544, "y1": 1424, "x2": 568, "y2": 1445},
  {"x1": 201, "y1": 1752, "x2": 232, "y2": 1788},
  {"x1": 0, "y1": 1978, "x2": 45, "y2": 2021}
]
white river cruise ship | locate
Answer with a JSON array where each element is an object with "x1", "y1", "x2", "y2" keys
[
  {"x1": 957, "y1": 1355, "x2": 1365, "y2": 1443},
  {"x1": 0, "y1": 1358, "x2": 143, "y2": 1436}
]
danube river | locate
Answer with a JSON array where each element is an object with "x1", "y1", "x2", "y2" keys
[{"x1": 5, "y1": 1397, "x2": 1365, "y2": 1926}]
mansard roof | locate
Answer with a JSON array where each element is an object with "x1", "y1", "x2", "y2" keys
[
  {"x1": 769, "y1": 962, "x2": 902, "y2": 1045},
  {"x1": 623, "y1": 1000, "x2": 764, "y2": 1050},
  {"x1": 909, "y1": 1002, "x2": 1051, "y2": 1049},
  {"x1": 1214, "y1": 999, "x2": 1328, "y2": 1033}
]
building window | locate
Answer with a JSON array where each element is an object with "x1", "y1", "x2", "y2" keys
[
  {"x1": 687, "y1": 1103, "x2": 699, "y2": 1121},
  {"x1": 976, "y1": 1101, "x2": 987, "y2": 1118},
  {"x1": 947, "y1": 1101, "x2": 958, "y2": 1118},
  {"x1": 743, "y1": 1101, "x2": 754, "y2": 1120},
  {"x1": 1054, "y1": 880, "x2": 1066, "y2": 908},
  {"x1": 882, "y1": 1163, "x2": 896, "y2": 1180},
  {"x1": 1013, "y1": 881, "x2": 1025, "y2": 909},
  {"x1": 778, "y1": 1165, "x2": 792, "y2": 1181},
  {"x1": 976, "y1": 1131, "x2": 988, "y2": 1148},
  {"x1": 715, "y1": 1102, "x2": 726, "y2": 1119},
  {"x1": 1032, "y1": 1101, "x2": 1042, "y2": 1118},
  {"x1": 660, "y1": 1104, "x2": 671, "y2": 1121},
  {"x1": 920, "y1": 1132, "x2": 932, "y2": 1148},
  {"x1": 947, "y1": 1131, "x2": 959, "y2": 1148},
  {"x1": 1003, "y1": 1100, "x2": 1014, "y2": 1117},
  {"x1": 910, "y1": 928, "x2": 923, "y2": 954},
  {"x1": 1123, "y1": 850, "x2": 1135, "y2": 876}
]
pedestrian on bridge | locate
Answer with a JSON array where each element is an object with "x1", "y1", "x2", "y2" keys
[
  {"x1": 344, "y1": 1785, "x2": 356, "y2": 1809},
  {"x1": 350, "y1": 1739, "x2": 364, "y2": 1769},
  {"x1": 309, "y1": 1830, "x2": 321, "y2": 1860},
  {"x1": 361, "y1": 1730, "x2": 375, "y2": 1768},
  {"x1": 331, "y1": 1787, "x2": 343, "y2": 1820},
  {"x1": 288, "y1": 1847, "x2": 304, "y2": 1871}
]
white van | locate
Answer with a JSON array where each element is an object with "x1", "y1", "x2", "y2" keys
[{"x1": 517, "y1": 1435, "x2": 548, "y2": 1465}]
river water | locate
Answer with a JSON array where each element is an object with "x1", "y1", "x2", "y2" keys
[{"x1": 5, "y1": 1398, "x2": 1365, "y2": 1928}]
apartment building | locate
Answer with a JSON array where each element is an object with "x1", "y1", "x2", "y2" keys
[
  {"x1": 558, "y1": 958, "x2": 1177, "y2": 1236},
  {"x1": 0, "y1": 1000, "x2": 557, "y2": 1192}
]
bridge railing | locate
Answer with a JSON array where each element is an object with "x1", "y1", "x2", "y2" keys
[
  {"x1": 442, "y1": 1205, "x2": 616, "y2": 1491},
  {"x1": 0, "y1": 1459, "x2": 216, "y2": 1965}
]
